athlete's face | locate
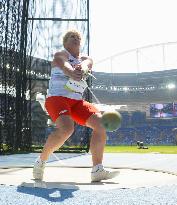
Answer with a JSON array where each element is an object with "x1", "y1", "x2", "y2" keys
[{"x1": 64, "y1": 36, "x2": 81, "y2": 54}]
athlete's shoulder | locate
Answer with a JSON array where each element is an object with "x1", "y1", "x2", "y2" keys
[
  {"x1": 51, "y1": 50, "x2": 69, "y2": 67},
  {"x1": 54, "y1": 50, "x2": 69, "y2": 59}
]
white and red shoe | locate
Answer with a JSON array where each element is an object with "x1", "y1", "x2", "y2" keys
[{"x1": 91, "y1": 164, "x2": 120, "y2": 182}]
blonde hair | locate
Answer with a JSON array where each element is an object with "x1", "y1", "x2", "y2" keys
[{"x1": 63, "y1": 30, "x2": 81, "y2": 46}]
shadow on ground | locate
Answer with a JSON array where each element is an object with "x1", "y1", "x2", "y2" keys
[
  {"x1": 17, "y1": 180, "x2": 118, "y2": 202},
  {"x1": 17, "y1": 185, "x2": 77, "y2": 202}
]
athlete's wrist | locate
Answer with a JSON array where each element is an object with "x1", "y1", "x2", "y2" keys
[{"x1": 61, "y1": 62, "x2": 73, "y2": 77}]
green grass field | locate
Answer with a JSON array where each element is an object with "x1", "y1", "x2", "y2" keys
[
  {"x1": 104, "y1": 145, "x2": 177, "y2": 154},
  {"x1": 1, "y1": 144, "x2": 177, "y2": 154}
]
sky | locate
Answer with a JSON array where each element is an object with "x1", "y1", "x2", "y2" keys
[{"x1": 90, "y1": 0, "x2": 177, "y2": 73}]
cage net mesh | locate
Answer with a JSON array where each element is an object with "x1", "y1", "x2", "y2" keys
[{"x1": 0, "y1": 0, "x2": 32, "y2": 153}]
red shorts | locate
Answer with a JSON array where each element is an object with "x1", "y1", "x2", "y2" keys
[{"x1": 45, "y1": 96, "x2": 100, "y2": 126}]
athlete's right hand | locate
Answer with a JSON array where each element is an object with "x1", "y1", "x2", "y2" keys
[{"x1": 69, "y1": 66, "x2": 83, "y2": 81}]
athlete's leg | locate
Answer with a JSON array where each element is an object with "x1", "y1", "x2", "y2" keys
[
  {"x1": 85, "y1": 113, "x2": 106, "y2": 166},
  {"x1": 33, "y1": 115, "x2": 74, "y2": 180},
  {"x1": 33, "y1": 96, "x2": 75, "y2": 180},
  {"x1": 86, "y1": 113, "x2": 119, "y2": 182},
  {"x1": 71, "y1": 100, "x2": 119, "y2": 182}
]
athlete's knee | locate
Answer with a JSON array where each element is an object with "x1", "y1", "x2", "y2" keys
[
  {"x1": 61, "y1": 124, "x2": 74, "y2": 136},
  {"x1": 87, "y1": 113, "x2": 106, "y2": 134},
  {"x1": 55, "y1": 115, "x2": 74, "y2": 136},
  {"x1": 93, "y1": 124, "x2": 106, "y2": 136}
]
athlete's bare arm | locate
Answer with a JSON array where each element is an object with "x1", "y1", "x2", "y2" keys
[{"x1": 51, "y1": 51, "x2": 82, "y2": 81}]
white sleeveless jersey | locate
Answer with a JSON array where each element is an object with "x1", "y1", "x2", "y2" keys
[{"x1": 47, "y1": 50, "x2": 83, "y2": 100}]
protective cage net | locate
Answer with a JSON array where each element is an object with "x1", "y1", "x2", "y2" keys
[
  {"x1": 0, "y1": 0, "x2": 32, "y2": 153},
  {"x1": 0, "y1": 0, "x2": 92, "y2": 154}
]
